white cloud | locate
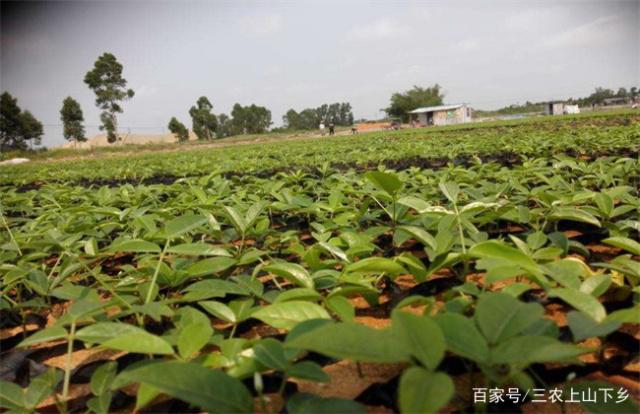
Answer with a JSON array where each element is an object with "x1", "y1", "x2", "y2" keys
[
  {"x1": 347, "y1": 19, "x2": 409, "y2": 41},
  {"x1": 239, "y1": 14, "x2": 283, "y2": 36},
  {"x1": 536, "y1": 15, "x2": 622, "y2": 50}
]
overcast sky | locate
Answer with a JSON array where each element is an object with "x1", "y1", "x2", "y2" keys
[{"x1": 2, "y1": 0, "x2": 638, "y2": 147}]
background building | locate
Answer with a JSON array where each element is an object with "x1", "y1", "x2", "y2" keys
[{"x1": 408, "y1": 104, "x2": 472, "y2": 126}]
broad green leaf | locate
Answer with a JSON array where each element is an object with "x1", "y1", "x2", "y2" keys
[
  {"x1": 544, "y1": 259, "x2": 583, "y2": 289},
  {"x1": 76, "y1": 322, "x2": 174, "y2": 355},
  {"x1": 397, "y1": 196, "x2": 433, "y2": 213},
  {"x1": 364, "y1": 171, "x2": 403, "y2": 196},
  {"x1": 399, "y1": 368, "x2": 454, "y2": 414},
  {"x1": 167, "y1": 243, "x2": 231, "y2": 257},
  {"x1": 548, "y1": 288, "x2": 606, "y2": 322},
  {"x1": 223, "y1": 206, "x2": 247, "y2": 234},
  {"x1": 112, "y1": 361, "x2": 252, "y2": 413},
  {"x1": 18, "y1": 325, "x2": 67, "y2": 347},
  {"x1": 287, "y1": 361, "x2": 329, "y2": 382},
  {"x1": 470, "y1": 240, "x2": 543, "y2": 278},
  {"x1": 87, "y1": 392, "x2": 113, "y2": 414},
  {"x1": 391, "y1": 310, "x2": 445, "y2": 370},
  {"x1": 325, "y1": 295, "x2": 355, "y2": 322},
  {"x1": 183, "y1": 279, "x2": 249, "y2": 297},
  {"x1": 163, "y1": 215, "x2": 207, "y2": 239},
  {"x1": 439, "y1": 182, "x2": 460, "y2": 203},
  {"x1": 253, "y1": 338, "x2": 288, "y2": 371},
  {"x1": 492, "y1": 335, "x2": 590, "y2": 365},
  {"x1": 396, "y1": 225, "x2": 437, "y2": 250},
  {"x1": 594, "y1": 193, "x2": 613, "y2": 217},
  {"x1": 580, "y1": 274, "x2": 611, "y2": 297},
  {"x1": 135, "y1": 383, "x2": 160, "y2": 411},
  {"x1": 287, "y1": 393, "x2": 365, "y2": 414},
  {"x1": 200, "y1": 301, "x2": 236, "y2": 323},
  {"x1": 548, "y1": 208, "x2": 601, "y2": 227},
  {"x1": 109, "y1": 239, "x2": 160, "y2": 253},
  {"x1": 434, "y1": 313, "x2": 489, "y2": 363},
  {"x1": 605, "y1": 306, "x2": 640, "y2": 324},
  {"x1": 566, "y1": 311, "x2": 621, "y2": 342},
  {"x1": 345, "y1": 257, "x2": 406, "y2": 276},
  {"x1": 474, "y1": 293, "x2": 544, "y2": 345},
  {"x1": 90, "y1": 361, "x2": 118, "y2": 396},
  {"x1": 24, "y1": 370, "x2": 62, "y2": 409},
  {"x1": 0, "y1": 380, "x2": 25, "y2": 410},
  {"x1": 318, "y1": 241, "x2": 349, "y2": 262},
  {"x1": 178, "y1": 322, "x2": 213, "y2": 359},
  {"x1": 286, "y1": 321, "x2": 409, "y2": 363},
  {"x1": 264, "y1": 262, "x2": 314, "y2": 289},
  {"x1": 274, "y1": 288, "x2": 322, "y2": 303},
  {"x1": 396, "y1": 252, "x2": 427, "y2": 282},
  {"x1": 252, "y1": 301, "x2": 330, "y2": 330},
  {"x1": 602, "y1": 237, "x2": 640, "y2": 256},
  {"x1": 186, "y1": 257, "x2": 237, "y2": 277}
]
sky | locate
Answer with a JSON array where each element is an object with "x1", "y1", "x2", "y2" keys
[{"x1": 1, "y1": 0, "x2": 638, "y2": 148}]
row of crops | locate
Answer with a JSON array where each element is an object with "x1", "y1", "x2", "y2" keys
[{"x1": 1, "y1": 112, "x2": 639, "y2": 413}]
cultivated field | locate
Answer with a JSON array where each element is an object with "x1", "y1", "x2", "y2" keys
[{"x1": 1, "y1": 112, "x2": 639, "y2": 413}]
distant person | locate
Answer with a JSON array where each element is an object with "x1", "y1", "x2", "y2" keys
[
  {"x1": 329, "y1": 123, "x2": 335, "y2": 135},
  {"x1": 319, "y1": 122, "x2": 326, "y2": 136}
]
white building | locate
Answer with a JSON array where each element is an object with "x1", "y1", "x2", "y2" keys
[{"x1": 408, "y1": 104, "x2": 472, "y2": 126}]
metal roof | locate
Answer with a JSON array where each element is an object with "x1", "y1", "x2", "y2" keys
[{"x1": 408, "y1": 104, "x2": 464, "y2": 114}]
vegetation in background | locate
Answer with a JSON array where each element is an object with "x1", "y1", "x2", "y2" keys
[
  {"x1": 84, "y1": 52, "x2": 135, "y2": 144},
  {"x1": 216, "y1": 113, "x2": 232, "y2": 138},
  {"x1": 282, "y1": 102, "x2": 354, "y2": 130},
  {"x1": 59, "y1": 97, "x2": 86, "y2": 143},
  {"x1": 385, "y1": 84, "x2": 445, "y2": 122},
  {"x1": 575, "y1": 86, "x2": 638, "y2": 106},
  {"x1": 229, "y1": 103, "x2": 272, "y2": 135},
  {"x1": 476, "y1": 85, "x2": 640, "y2": 117},
  {"x1": 0, "y1": 91, "x2": 44, "y2": 151},
  {"x1": 168, "y1": 117, "x2": 189, "y2": 142},
  {"x1": 189, "y1": 96, "x2": 218, "y2": 140}
]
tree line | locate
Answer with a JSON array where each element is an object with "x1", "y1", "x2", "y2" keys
[
  {"x1": 1, "y1": 52, "x2": 277, "y2": 150},
  {"x1": 168, "y1": 99, "x2": 273, "y2": 142},
  {"x1": 281, "y1": 103, "x2": 354, "y2": 130},
  {"x1": 474, "y1": 86, "x2": 640, "y2": 117}
]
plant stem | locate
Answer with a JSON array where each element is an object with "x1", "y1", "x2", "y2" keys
[
  {"x1": 145, "y1": 239, "x2": 170, "y2": 305},
  {"x1": 0, "y1": 210, "x2": 22, "y2": 256},
  {"x1": 452, "y1": 202, "x2": 469, "y2": 276},
  {"x1": 62, "y1": 321, "x2": 76, "y2": 411},
  {"x1": 277, "y1": 374, "x2": 288, "y2": 396}
]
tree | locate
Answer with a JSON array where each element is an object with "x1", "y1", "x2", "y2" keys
[
  {"x1": 282, "y1": 102, "x2": 355, "y2": 130},
  {"x1": 0, "y1": 92, "x2": 44, "y2": 151},
  {"x1": 189, "y1": 96, "x2": 218, "y2": 140},
  {"x1": 60, "y1": 97, "x2": 86, "y2": 142},
  {"x1": 283, "y1": 109, "x2": 302, "y2": 129},
  {"x1": 216, "y1": 113, "x2": 231, "y2": 138},
  {"x1": 229, "y1": 103, "x2": 272, "y2": 135},
  {"x1": 84, "y1": 53, "x2": 134, "y2": 143},
  {"x1": 615, "y1": 87, "x2": 629, "y2": 98},
  {"x1": 385, "y1": 84, "x2": 445, "y2": 122},
  {"x1": 19, "y1": 111, "x2": 43, "y2": 146},
  {"x1": 168, "y1": 117, "x2": 189, "y2": 142}
]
